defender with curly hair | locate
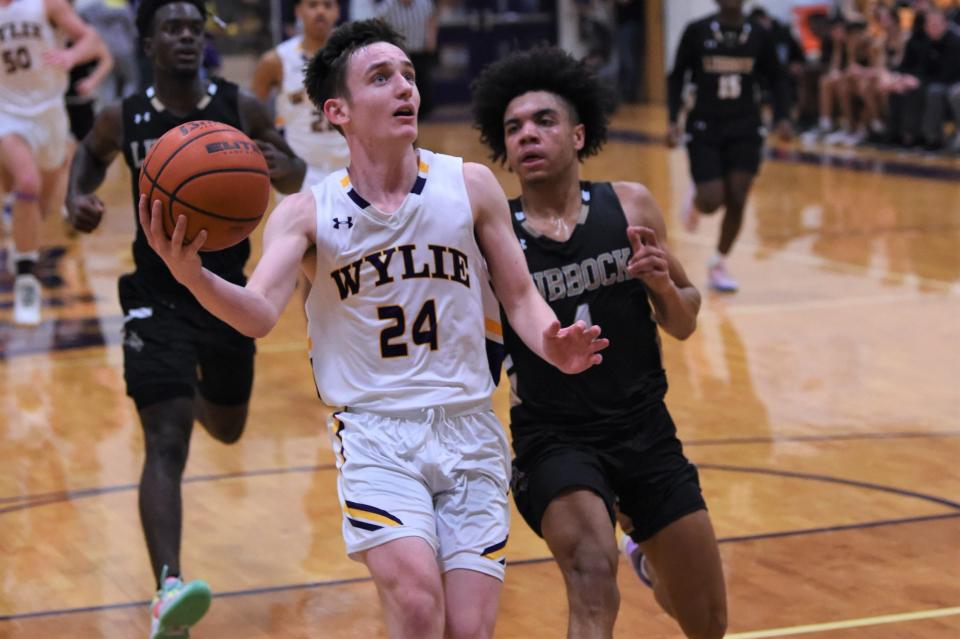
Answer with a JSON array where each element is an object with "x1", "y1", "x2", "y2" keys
[{"x1": 472, "y1": 47, "x2": 727, "y2": 639}]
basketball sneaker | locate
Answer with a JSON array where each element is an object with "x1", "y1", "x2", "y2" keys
[
  {"x1": 13, "y1": 273, "x2": 41, "y2": 326},
  {"x1": 707, "y1": 256, "x2": 739, "y2": 293},
  {"x1": 148, "y1": 566, "x2": 212, "y2": 639},
  {"x1": 619, "y1": 535, "x2": 652, "y2": 589}
]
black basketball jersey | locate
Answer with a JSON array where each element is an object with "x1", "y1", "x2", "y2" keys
[
  {"x1": 121, "y1": 78, "x2": 250, "y2": 298},
  {"x1": 503, "y1": 182, "x2": 667, "y2": 435},
  {"x1": 669, "y1": 14, "x2": 788, "y2": 123}
]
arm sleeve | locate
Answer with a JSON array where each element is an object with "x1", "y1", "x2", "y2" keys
[{"x1": 667, "y1": 25, "x2": 695, "y2": 123}]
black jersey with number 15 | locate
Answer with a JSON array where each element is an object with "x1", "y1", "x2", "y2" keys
[
  {"x1": 502, "y1": 182, "x2": 667, "y2": 435},
  {"x1": 668, "y1": 14, "x2": 789, "y2": 123}
]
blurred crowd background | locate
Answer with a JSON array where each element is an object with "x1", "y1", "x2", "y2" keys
[{"x1": 76, "y1": 0, "x2": 960, "y2": 154}]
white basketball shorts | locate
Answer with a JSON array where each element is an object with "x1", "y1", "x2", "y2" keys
[
  {"x1": 328, "y1": 403, "x2": 511, "y2": 581},
  {"x1": 0, "y1": 103, "x2": 69, "y2": 171}
]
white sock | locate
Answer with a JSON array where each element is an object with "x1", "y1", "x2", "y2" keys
[
  {"x1": 13, "y1": 250, "x2": 39, "y2": 264},
  {"x1": 819, "y1": 116, "x2": 832, "y2": 131},
  {"x1": 708, "y1": 252, "x2": 725, "y2": 269}
]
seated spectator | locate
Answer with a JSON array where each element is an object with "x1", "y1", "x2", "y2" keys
[
  {"x1": 828, "y1": 19, "x2": 871, "y2": 145},
  {"x1": 889, "y1": 7, "x2": 960, "y2": 150},
  {"x1": 851, "y1": 4, "x2": 908, "y2": 142},
  {"x1": 809, "y1": 17, "x2": 858, "y2": 143}
]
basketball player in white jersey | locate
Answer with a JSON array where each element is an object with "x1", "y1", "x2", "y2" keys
[
  {"x1": 251, "y1": 0, "x2": 349, "y2": 189},
  {"x1": 140, "y1": 19, "x2": 608, "y2": 639},
  {"x1": 0, "y1": 0, "x2": 101, "y2": 325}
]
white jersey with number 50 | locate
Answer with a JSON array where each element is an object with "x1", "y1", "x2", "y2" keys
[
  {"x1": 0, "y1": 0, "x2": 68, "y2": 116},
  {"x1": 306, "y1": 149, "x2": 495, "y2": 413},
  {"x1": 275, "y1": 36, "x2": 349, "y2": 180}
]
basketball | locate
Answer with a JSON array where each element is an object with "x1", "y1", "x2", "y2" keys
[{"x1": 138, "y1": 120, "x2": 271, "y2": 252}]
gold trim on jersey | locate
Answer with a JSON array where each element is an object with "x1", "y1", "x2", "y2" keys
[{"x1": 485, "y1": 317, "x2": 503, "y2": 338}]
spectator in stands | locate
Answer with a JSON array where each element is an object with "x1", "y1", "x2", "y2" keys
[
  {"x1": 377, "y1": 0, "x2": 438, "y2": 116},
  {"x1": 750, "y1": 7, "x2": 807, "y2": 124},
  {"x1": 890, "y1": 7, "x2": 960, "y2": 150},
  {"x1": 808, "y1": 16, "x2": 852, "y2": 141},
  {"x1": 615, "y1": 0, "x2": 643, "y2": 103},
  {"x1": 857, "y1": 3, "x2": 909, "y2": 142},
  {"x1": 750, "y1": 6, "x2": 805, "y2": 75},
  {"x1": 78, "y1": 0, "x2": 139, "y2": 101}
]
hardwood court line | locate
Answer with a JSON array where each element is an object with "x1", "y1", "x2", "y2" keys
[
  {"x1": 6, "y1": 459, "x2": 960, "y2": 514},
  {"x1": 700, "y1": 464, "x2": 960, "y2": 510},
  {"x1": 0, "y1": 464, "x2": 333, "y2": 508},
  {"x1": 716, "y1": 512, "x2": 960, "y2": 544},
  {"x1": 685, "y1": 430, "x2": 960, "y2": 446},
  {"x1": 679, "y1": 233, "x2": 959, "y2": 295},
  {"x1": 3, "y1": 514, "x2": 958, "y2": 623},
  {"x1": 725, "y1": 606, "x2": 960, "y2": 638}
]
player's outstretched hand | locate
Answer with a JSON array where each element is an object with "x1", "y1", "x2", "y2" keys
[
  {"x1": 626, "y1": 226, "x2": 672, "y2": 295},
  {"x1": 138, "y1": 195, "x2": 207, "y2": 287},
  {"x1": 66, "y1": 193, "x2": 106, "y2": 233},
  {"x1": 543, "y1": 319, "x2": 608, "y2": 374}
]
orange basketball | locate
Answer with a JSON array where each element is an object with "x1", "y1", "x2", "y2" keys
[{"x1": 138, "y1": 120, "x2": 271, "y2": 252}]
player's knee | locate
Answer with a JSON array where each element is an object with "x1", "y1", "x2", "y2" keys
[
  {"x1": 445, "y1": 607, "x2": 493, "y2": 639},
  {"x1": 681, "y1": 600, "x2": 727, "y2": 639},
  {"x1": 204, "y1": 416, "x2": 246, "y2": 444},
  {"x1": 145, "y1": 432, "x2": 190, "y2": 474},
  {"x1": 559, "y1": 539, "x2": 619, "y2": 607},
  {"x1": 199, "y1": 402, "x2": 248, "y2": 444},
  {"x1": 695, "y1": 188, "x2": 724, "y2": 214},
  {"x1": 389, "y1": 584, "x2": 444, "y2": 637},
  {"x1": 11, "y1": 174, "x2": 41, "y2": 201}
]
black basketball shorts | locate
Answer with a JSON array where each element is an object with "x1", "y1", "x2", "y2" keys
[
  {"x1": 686, "y1": 113, "x2": 765, "y2": 183},
  {"x1": 118, "y1": 274, "x2": 255, "y2": 410},
  {"x1": 511, "y1": 402, "x2": 706, "y2": 543}
]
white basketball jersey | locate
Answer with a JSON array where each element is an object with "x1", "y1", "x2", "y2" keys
[
  {"x1": 0, "y1": 0, "x2": 68, "y2": 116},
  {"x1": 275, "y1": 36, "x2": 349, "y2": 180},
  {"x1": 306, "y1": 149, "x2": 495, "y2": 413}
]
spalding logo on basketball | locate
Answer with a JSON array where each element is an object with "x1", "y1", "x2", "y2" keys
[{"x1": 138, "y1": 120, "x2": 271, "y2": 252}]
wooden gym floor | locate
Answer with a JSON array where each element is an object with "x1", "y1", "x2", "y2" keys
[{"x1": 0, "y1": 105, "x2": 958, "y2": 638}]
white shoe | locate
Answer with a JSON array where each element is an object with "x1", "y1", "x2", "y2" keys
[
  {"x1": 823, "y1": 129, "x2": 851, "y2": 146},
  {"x1": 708, "y1": 259, "x2": 739, "y2": 293},
  {"x1": 841, "y1": 130, "x2": 867, "y2": 147},
  {"x1": 13, "y1": 273, "x2": 41, "y2": 326}
]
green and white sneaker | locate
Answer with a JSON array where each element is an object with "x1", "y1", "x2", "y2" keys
[{"x1": 148, "y1": 566, "x2": 212, "y2": 639}]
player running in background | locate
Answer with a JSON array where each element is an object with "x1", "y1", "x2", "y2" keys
[
  {"x1": 66, "y1": 1, "x2": 304, "y2": 637},
  {"x1": 0, "y1": 0, "x2": 105, "y2": 324},
  {"x1": 669, "y1": 0, "x2": 792, "y2": 293}
]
